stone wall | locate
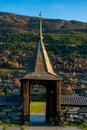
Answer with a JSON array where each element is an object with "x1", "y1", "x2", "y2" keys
[
  {"x1": 61, "y1": 106, "x2": 87, "y2": 124},
  {"x1": 1, "y1": 104, "x2": 87, "y2": 125},
  {"x1": 0, "y1": 105, "x2": 23, "y2": 124}
]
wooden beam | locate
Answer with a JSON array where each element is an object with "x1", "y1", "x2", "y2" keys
[
  {"x1": 55, "y1": 80, "x2": 61, "y2": 125},
  {"x1": 22, "y1": 80, "x2": 30, "y2": 125},
  {"x1": 56, "y1": 81, "x2": 61, "y2": 112}
]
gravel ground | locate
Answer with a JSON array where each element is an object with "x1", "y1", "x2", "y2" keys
[
  {"x1": 26, "y1": 126, "x2": 82, "y2": 130},
  {"x1": 0, "y1": 126, "x2": 82, "y2": 130},
  {"x1": 0, "y1": 126, "x2": 3, "y2": 130}
]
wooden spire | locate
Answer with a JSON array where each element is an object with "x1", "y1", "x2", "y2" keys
[{"x1": 23, "y1": 14, "x2": 61, "y2": 80}]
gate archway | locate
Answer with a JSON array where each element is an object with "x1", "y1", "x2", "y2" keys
[
  {"x1": 21, "y1": 17, "x2": 62, "y2": 125},
  {"x1": 21, "y1": 80, "x2": 61, "y2": 125}
]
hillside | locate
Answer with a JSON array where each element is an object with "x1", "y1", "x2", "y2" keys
[
  {"x1": 0, "y1": 12, "x2": 87, "y2": 73},
  {"x1": 0, "y1": 12, "x2": 87, "y2": 33},
  {"x1": 0, "y1": 12, "x2": 87, "y2": 95}
]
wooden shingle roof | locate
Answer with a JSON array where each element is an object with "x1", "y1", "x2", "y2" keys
[{"x1": 23, "y1": 18, "x2": 61, "y2": 81}]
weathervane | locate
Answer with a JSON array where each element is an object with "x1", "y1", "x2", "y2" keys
[{"x1": 39, "y1": 11, "x2": 42, "y2": 18}]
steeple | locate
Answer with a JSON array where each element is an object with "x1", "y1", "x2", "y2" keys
[
  {"x1": 23, "y1": 13, "x2": 61, "y2": 80},
  {"x1": 39, "y1": 11, "x2": 43, "y2": 41}
]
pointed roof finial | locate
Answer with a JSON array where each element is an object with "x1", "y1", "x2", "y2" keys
[
  {"x1": 39, "y1": 11, "x2": 43, "y2": 41},
  {"x1": 39, "y1": 11, "x2": 42, "y2": 18}
]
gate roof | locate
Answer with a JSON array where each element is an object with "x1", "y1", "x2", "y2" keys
[{"x1": 23, "y1": 18, "x2": 61, "y2": 81}]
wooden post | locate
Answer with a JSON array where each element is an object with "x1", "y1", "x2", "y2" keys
[
  {"x1": 49, "y1": 87, "x2": 53, "y2": 123},
  {"x1": 46, "y1": 87, "x2": 50, "y2": 123},
  {"x1": 55, "y1": 80, "x2": 61, "y2": 125},
  {"x1": 46, "y1": 84, "x2": 55, "y2": 123},
  {"x1": 22, "y1": 80, "x2": 30, "y2": 125},
  {"x1": 20, "y1": 79, "x2": 23, "y2": 96},
  {"x1": 57, "y1": 80, "x2": 61, "y2": 112}
]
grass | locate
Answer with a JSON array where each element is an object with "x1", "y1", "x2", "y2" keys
[
  {"x1": 75, "y1": 123, "x2": 87, "y2": 130},
  {"x1": 0, "y1": 121, "x2": 25, "y2": 130},
  {"x1": 30, "y1": 101, "x2": 46, "y2": 114},
  {"x1": 21, "y1": 126, "x2": 25, "y2": 130},
  {"x1": 3, "y1": 125, "x2": 8, "y2": 130},
  {"x1": 0, "y1": 68, "x2": 25, "y2": 76},
  {"x1": 63, "y1": 122, "x2": 87, "y2": 130}
]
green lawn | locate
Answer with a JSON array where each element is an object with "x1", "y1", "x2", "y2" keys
[
  {"x1": 64, "y1": 123, "x2": 87, "y2": 130},
  {"x1": 30, "y1": 102, "x2": 46, "y2": 114}
]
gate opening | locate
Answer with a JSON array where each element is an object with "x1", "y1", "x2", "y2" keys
[{"x1": 30, "y1": 84, "x2": 46, "y2": 125}]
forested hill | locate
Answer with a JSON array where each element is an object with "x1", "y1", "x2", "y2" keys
[{"x1": 0, "y1": 12, "x2": 87, "y2": 33}]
